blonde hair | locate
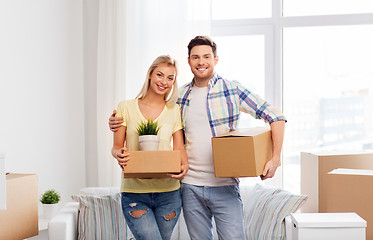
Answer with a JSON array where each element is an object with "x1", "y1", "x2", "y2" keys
[{"x1": 136, "y1": 55, "x2": 178, "y2": 105}]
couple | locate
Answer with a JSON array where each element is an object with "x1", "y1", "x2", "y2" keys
[{"x1": 110, "y1": 36, "x2": 286, "y2": 240}]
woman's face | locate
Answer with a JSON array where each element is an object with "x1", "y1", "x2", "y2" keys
[{"x1": 148, "y1": 63, "x2": 176, "y2": 97}]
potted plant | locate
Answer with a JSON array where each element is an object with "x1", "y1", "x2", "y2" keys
[
  {"x1": 137, "y1": 119, "x2": 160, "y2": 151},
  {"x1": 40, "y1": 189, "x2": 61, "y2": 219}
]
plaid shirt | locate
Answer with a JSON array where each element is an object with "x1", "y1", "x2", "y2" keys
[{"x1": 177, "y1": 73, "x2": 286, "y2": 139}]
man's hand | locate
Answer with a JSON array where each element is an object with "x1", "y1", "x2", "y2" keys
[
  {"x1": 260, "y1": 156, "x2": 280, "y2": 180},
  {"x1": 109, "y1": 110, "x2": 124, "y2": 132},
  {"x1": 261, "y1": 120, "x2": 285, "y2": 180}
]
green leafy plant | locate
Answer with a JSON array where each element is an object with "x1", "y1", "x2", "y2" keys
[
  {"x1": 40, "y1": 189, "x2": 61, "y2": 204},
  {"x1": 137, "y1": 119, "x2": 160, "y2": 136}
]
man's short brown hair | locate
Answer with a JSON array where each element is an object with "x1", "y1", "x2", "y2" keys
[{"x1": 187, "y1": 36, "x2": 217, "y2": 57}]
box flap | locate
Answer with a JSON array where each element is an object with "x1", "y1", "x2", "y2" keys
[
  {"x1": 291, "y1": 213, "x2": 367, "y2": 228},
  {"x1": 214, "y1": 127, "x2": 270, "y2": 138},
  {"x1": 301, "y1": 151, "x2": 373, "y2": 157},
  {"x1": 328, "y1": 168, "x2": 373, "y2": 176}
]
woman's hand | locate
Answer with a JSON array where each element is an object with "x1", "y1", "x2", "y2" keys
[
  {"x1": 168, "y1": 163, "x2": 189, "y2": 181},
  {"x1": 170, "y1": 129, "x2": 189, "y2": 181},
  {"x1": 113, "y1": 146, "x2": 130, "y2": 170}
]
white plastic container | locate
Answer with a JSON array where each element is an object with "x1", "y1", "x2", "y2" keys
[
  {"x1": 291, "y1": 212, "x2": 366, "y2": 240},
  {"x1": 138, "y1": 135, "x2": 160, "y2": 151}
]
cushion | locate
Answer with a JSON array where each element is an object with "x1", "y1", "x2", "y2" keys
[
  {"x1": 79, "y1": 187, "x2": 120, "y2": 196},
  {"x1": 244, "y1": 183, "x2": 308, "y2": 240},
  {"x1": 71, "y1": 193, "x2": 130, "y2": 240}
]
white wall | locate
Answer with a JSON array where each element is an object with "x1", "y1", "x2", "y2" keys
[
  {"x1": 0, "y1": 0, "x2": 85, "y2": 208},
  {"x1": 83, "y1": 0, "x2": 99, "y2": 187}
]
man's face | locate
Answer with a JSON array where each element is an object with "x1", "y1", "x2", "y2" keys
[{"x1": 188, "y1": 45, "x2": 218, "y2": 86}]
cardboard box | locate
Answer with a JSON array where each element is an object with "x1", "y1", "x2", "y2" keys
[
  {"x1": 290, "y1": 212, "x2": 366, "y2": 240},
  {"x1": 300, "y1": 152, "x2": 373, "y2": 213},
  {"x1": 326, "y1": 168, "x2": 373, "y2": 240},
  {"x1": 0, "y1": 173, "x2": 38, "y2": 240},
  {"x1": 212, "y1": 127, "x2": 272, "y2": 177},
  {"x1": 123, "y1": 151, "x2": 181, "y2": 178}
]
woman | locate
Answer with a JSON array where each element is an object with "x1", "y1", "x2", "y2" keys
[{"x1": 111, "y1": 55, "x2": 188, "y2": 240}]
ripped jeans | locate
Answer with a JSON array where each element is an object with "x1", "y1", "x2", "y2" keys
[{"x1": 121, "y1": 189, "x2": 181, "y2": 240}]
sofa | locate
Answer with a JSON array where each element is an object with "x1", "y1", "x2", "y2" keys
[{"x1": 48, "y1": 184, "x2": 307, "y2": 240}]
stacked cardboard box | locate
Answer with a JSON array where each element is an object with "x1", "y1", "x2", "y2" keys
[
  {"x1": 326, "y1": 168, "x2": 373, "y2": 240},
  {"x1": 212, "y1": 127, "x2": 272, "y2": 177},
  {"x1": 300, "y1": 152, "x2": 373, "y2": 213},
  {"x1": 0, "y1": 173, "x2": 38, "y2": 240}
]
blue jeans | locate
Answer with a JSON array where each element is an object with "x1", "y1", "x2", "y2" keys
[
  {"x1": 181, "y1": 183, "x2": 245, "y2": 240},
  {"x1": 121, "y1": 189, "x2": 182, "y2": 240}
]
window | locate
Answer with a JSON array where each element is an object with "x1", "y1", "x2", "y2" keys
[
  {"x1": 212, "y1": 0, "x2": 271, "y2": 20},
  {"x1": 214, "y1": 35, "x2": 270, "y2": 186},
  {"x1": 212, "y1": 1, "x2": 373, "y2": 191},
  {"x1": 283, "y1": 25, "x2": 373, "y2": 193},
  {"x1": 284, "y1": 0, "x2": 373, "y2": 16},
  {"x1": 214, "y1": 35, "x2": 266, "y2": 129}
]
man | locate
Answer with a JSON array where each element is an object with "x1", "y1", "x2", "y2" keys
[{"x1": 109, "y1": 36, "x2": 286, "y2": 239}]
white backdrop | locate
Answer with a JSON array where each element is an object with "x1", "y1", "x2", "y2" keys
[
  {"x1": 0, "y1": 0, "x2": 85, "y2": 207},
  {"x1": 0, "y1": 0, "x2": 212, "y2": 201},
  {"x1": 95, "y1": 0, "x2": 212, "y2": 187}
]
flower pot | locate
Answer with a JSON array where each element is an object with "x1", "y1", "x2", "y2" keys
[
  {"x1": 42, "y1": 203, "x2": 59, "y2": 219},
  {"x1": 139, "y1": 135, "x2": 160, "y2": 151}
]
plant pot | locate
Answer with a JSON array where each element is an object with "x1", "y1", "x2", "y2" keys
[
  {"x1": 139, "y1": 135, "x2": 160, "y2": 151},
  {"x1": 42, "y1": 203, "x2": 59, "y2": 219}
]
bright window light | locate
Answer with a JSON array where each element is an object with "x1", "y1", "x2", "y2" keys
[
  {"x1": 212, "y1": 0, "x2": 271, "y2": 19},
  {"x1": 283, "y1": 25, "x2": 373, "y2": 194},
  {"x1": 284, "y1": 0, "x2": 373, "y2": 16}
]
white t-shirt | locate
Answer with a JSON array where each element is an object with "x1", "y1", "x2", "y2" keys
[{"x1": 182, "y1": 85, "x2": 235, "y2": 186}]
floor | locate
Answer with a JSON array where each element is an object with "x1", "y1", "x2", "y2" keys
[
  {"x1": 25, "y1": 230, "x2": 48, "y2": 240},
  {"x1": 25, "y1": 218, "x2": 49, "y2": 240}
]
